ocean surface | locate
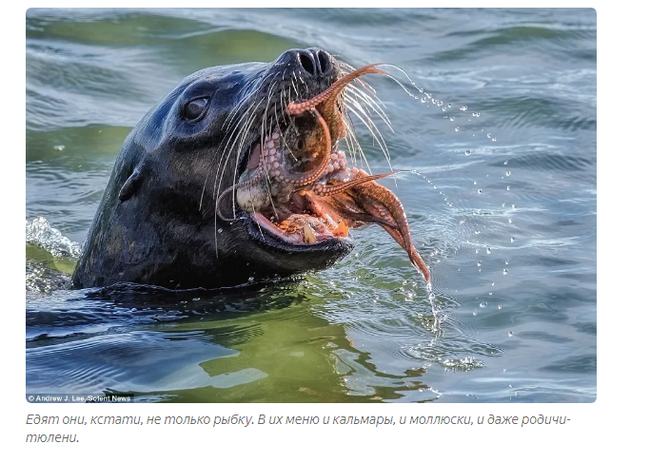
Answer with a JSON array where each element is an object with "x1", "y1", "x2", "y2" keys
[{"x1": 26, "y1": 8, "x2": 596, "y2": 402}]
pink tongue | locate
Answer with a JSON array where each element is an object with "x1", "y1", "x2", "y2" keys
[
  {"x1": 252, "y1": 213, "x2": 302, "y2": 244},
  {"x1": 246, "y1": 143, "x2": 262, "y2": 170}
]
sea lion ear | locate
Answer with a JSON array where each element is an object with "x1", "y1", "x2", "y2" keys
[{"x1": 118, "y1": 166, "x2": 143, "y2": 201}]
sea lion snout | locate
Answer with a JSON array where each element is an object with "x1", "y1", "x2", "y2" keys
[{"x1": 275, "y1": 48, "x2": 338, "y2": 82}]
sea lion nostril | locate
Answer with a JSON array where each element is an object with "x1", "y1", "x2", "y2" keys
[
  {"x1": 298, "y1": 51, "x2": 316, "y2": 75},
  {"x1": 317, "y1": 50, "x2": 331, "y2": 74}
]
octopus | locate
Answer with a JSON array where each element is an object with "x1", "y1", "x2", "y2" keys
[{"x1": 216, "y1": 64, "x2": 430, "y2": 282}]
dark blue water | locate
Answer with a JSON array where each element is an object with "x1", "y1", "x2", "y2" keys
[{"x1": 26, "y1": 8, "x2": 596, "y2": 402}]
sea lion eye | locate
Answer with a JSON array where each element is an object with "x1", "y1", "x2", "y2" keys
[{"x1": 183, "y1": 97, "x2": 209, "y2": 121}]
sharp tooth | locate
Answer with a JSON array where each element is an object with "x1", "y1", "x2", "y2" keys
[
  {"x1": 332, "y1": 220, "x2": 349, "y2": 237},
  {"x1": 303, "y1": 223, "x2": 317, "y2": 244}
]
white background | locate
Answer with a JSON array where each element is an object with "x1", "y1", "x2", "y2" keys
[{"x1": 5, "y1": 0, "x2": 646, "y2": 460}]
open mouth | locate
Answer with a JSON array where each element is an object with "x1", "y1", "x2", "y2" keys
[
  {"x1": 239, "y1": 116, "x2": 355, "y2": 247},
  {"x1": 218, "y1": 63, "x2": 431, "y2": 282},
  {"x1": 250, "y1": 191, "x2": 351, "y2": 246}
]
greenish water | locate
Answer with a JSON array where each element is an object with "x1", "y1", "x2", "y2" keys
[{"x1": 26, "y1": 8, "x2": 596, "y2": 402}]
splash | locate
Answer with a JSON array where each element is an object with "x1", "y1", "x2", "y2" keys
[
  {"x1": 26, "y1": 217, "x2": 81, "y2": 259},
  {"x1": 424, "y1": 281, "x2": 444, "y2": 334}
]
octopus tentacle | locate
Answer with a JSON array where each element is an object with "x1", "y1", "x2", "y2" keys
[
  {"x1": 286, "y1": 64, "x2": 387, "y2": 116},
  {"x1": 353, "y1": 172, "x2": 414, "y2": 259},
  {"x1": 270, "y1": 107, "x2": 332, "y2": 187},
  {"x1": 311, "y1": 170, "x2": 399, "y2": 196},
  {"x1": 216, "y1": 168, "x2": 264, "y2": 222},
  {"x1": 323, "y1": 168, "x2": 430, "y2": 282},
  {"x1": 379, "y1": 223, "x2": 431, "y2": 282}
]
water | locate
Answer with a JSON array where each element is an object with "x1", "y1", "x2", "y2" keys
[{"x1": 26, "y1": 8, "x2": 596, "y2": 402}]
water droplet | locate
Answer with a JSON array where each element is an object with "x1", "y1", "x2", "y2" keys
[
  {"x1": 465, "y1": 150, "x2": 471, "y2": 156},
  {"x1": 504, "y1": 160, "x2": 509, "y2": 165},
  {"x1": 491, "y1": 281, "x2": 495, "y2": 286},
  {"x1": 475, "y1": 249, "x2": 479, "y2": 254},
  {"x1": 503, "y1": 269, "x2": 509, "y2": 275},
  {"x1": 474, "y1": 230, "x2": 481, "y2": 235},
  {"x1": 53, "y1": 145, "x2": 65, "y2": 151},
  {"x1": 510, "y1": 237, "x2": 515, "y2": 243},
  {"x1": 508, "y1": 218, "x2": 513, "y2": 224},
  {"x1": 442, "y1": 106, "x2": 447, "y2": 112},
  {"x1": 511, "y1": 204, "x2": 517, "y2": 210},
  {"x1": 420, "y1": 97, "x2": 427, "y2": 103},
  {"x1": 486, "y1": 247, "x2": 492, "y2": 254},
  {"x1": 217, "y1": 228, "x2": 223, "y2": 234},
  {"x1": 487, "y1": 133, "x2": 492, "y2": 138},
  {"x1": 506, "y1": 171, "x2": 512, "y2": 177},
  {"x1": 502, "y1": 203, "x2": 506, "y2": 208},
  {"x1": 505, "y1": 260, "x2": 509, "y2": 265},
  {"x1": 477, "y1": 189, "x2": 483, "y2": 194},
  {"x1": 506, "y1": 185, "x2": 511, "y2": 191},
  {"x1": 449, "y1": 116, "x2": 455, "y2": 121},
  {"x1": 460, "y1": 105, "x2": 468, "y2": 112},
  {"x1": 492, "y1": 137, "x2": 497, "y2": 142},
  {"x1": 477, "y1": 261, "x2": 482, "y2": 267},
  {"x1": 448, "y1": 103, "x2": 452, "y2": 107},
  {"x1": 508, "y1": 331, "x2": 514, "y2": 337},
  {"x1": 488, "y1": 292, "x2": 493, "y2": 296},
  {"x1": 437, "y1": 100, "x2": 443, "y2": 107},
  {"x1": 248, "y1": 276, "x2": 255, "y2": 282},
  {"x1": 479, "y1": 302, "x2": 487, "y2": 308},
  {"x1": 473, "y1": 311, "x2": 477, "y2": 316},
  {"x1": 454, "y1": 127, "x2": 459, "y2": 132},
  {"x1": 498, "y1": 305, "x2": 503, "y2": 310},
  {"x1": 472, "y1": 112, "x2": 481, "y2": 117}
]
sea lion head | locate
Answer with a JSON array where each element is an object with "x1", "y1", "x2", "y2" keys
[
  {"x1": 73, "y1": 48, "x2": 430, "y2": 289},
  {"x1": 74, "y1": 49, "x2": 356, "y2": 289}
]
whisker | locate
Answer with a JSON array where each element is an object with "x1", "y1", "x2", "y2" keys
[
  {"x1": 205, "y1": 104, "x2": 252, "y2": 209},
  {"x1": 342, "y1": 111, "x2": 371, "y2": 173},
  {"x1": 347, "y1": 84, "x2": 393, "y2": 133},
  {"x1": 344, "y1": 99, "x2": 393, "y2": 174},
  {"x1": 228, "y1": 110, "x2": 261, "y2": 218},
  {"x1": 214, "y1": 100, "x2": 263, "y2": 201}
]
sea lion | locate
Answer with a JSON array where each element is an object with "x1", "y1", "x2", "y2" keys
[{"x1": 72, "y1": 48, "x2": 429, "y2": 290}]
